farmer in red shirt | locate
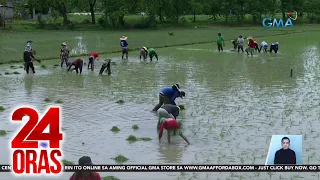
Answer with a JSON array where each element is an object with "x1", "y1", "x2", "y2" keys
[
  {"x1": 88, "y1": 52, "x2": 99, "y2": 71},
  {"x1": 69, "y1": 156, "x2": 101, "y2": 180},
  {"x1": 158, "y1": 117, "x2": 190, "y2": 145},
  {"x1": 245, "y1": 37, "x2": 256, "y2": 56}
]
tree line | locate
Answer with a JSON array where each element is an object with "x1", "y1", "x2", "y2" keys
[{"x1": 4, "y1": 0, "x2": 320, "y2": 28}]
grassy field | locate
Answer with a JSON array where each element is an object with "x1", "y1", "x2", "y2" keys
[{"x1": 1, "y1": 24, "x2": 320, "y2": 64}]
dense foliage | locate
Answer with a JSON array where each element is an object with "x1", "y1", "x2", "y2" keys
[{"x1": 2, "y1": 0, "x2": 320, "y2": 28}]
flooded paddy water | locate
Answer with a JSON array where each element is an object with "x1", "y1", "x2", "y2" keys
[{"x1": 0, "y1": 31, "x2": 320, "y2": 180}]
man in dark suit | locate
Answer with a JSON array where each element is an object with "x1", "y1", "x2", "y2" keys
[{"x1": 274, "y1": 137, "x2": 296, "y2": 164}]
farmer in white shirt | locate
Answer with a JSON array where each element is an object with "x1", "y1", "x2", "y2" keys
[
  {"x1": 237, "y1": 35, "x2": 245, "y2": 52},
  {"x1": 260, "y1": 41, "x2": 268, "y2": 53}
]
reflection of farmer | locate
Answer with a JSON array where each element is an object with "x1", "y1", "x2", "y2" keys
[
  {"x1": 148, "y1": 48, "x2": 158, "y2": 61},
  {"x1": 99, "y1": 60, "x2": 111, "y2": 75},
  {"x1": 152, "y1": 84, "x2": 185, "y2": 111},
  {"x1": 67, "y1": 58, "x2": 83, "y2": 74},
  {"x1": 270, "y1": 42, "x2": 279, "y2": 53},
  {"x1": 260, "y1": 41, "x2": 268, "y2": 53},
  {"x1": 217, "y1": 32, "x2": 225, "y2": 52},
  {"x1": 23, "y1": 40, "x2": 35, "y2": 74},
  {"x1": 158, "y1": 117, "x2": 190, "y2": 145},
  {"x1": 120, "y1": 36, "x2": 128, "y2": 59},
  {"x1": 60, "y1": 42, "x2": 69, "y2": 68},
  {"x1": 69, "y1": 156, "x2": 102, "y2": 180},
  {"x1": 140, "y1": 46, "x2": 148, "y2": 60},
  {"x1": 88, "y1": 52, "x2": 99, "y2": 71}
]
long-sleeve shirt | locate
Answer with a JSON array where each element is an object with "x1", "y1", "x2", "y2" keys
[
  {"x1": 248, "y1": 40, "x2": 255, "y2": 48},
  {"x1": 120, "y1": 40, "x2": 128, "y2": 48},
  {"x1": 161, "y1": 104, "x2": 180, "y2": 119},
  {"x1": 23, "y1": 51, "x2": 35, "y2": 63},
  {"x1": 274, "y1": 148, "x2": 296, "y2": 164},
  {"x1": 217, "y1": 36, "x2": 224, "y2": 45},
  {"x1": 148, "y1": 48, "x2": 157, "y2": 59},
  {"x1": 161, "y1": 87, "x2": 179, "y2": 105},
  {"x1": 158, "y1": 118, "x2": 180, "y2": 140}
]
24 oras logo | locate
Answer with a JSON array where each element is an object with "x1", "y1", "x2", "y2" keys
[
  {"x1": 10, "y1": 106, "x2": 64, "y2": 175},
  {"x1": 262, "y1": 11, "x2": 298, "y2": 28}
]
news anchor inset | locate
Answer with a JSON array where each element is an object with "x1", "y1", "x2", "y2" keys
[{"x1": 265, "y1": 135, "x2": 302, "y2": 165}]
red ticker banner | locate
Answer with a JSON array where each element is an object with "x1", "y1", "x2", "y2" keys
[{"x1": 1, "y1": 165, "x2": 320, "y2": 172}]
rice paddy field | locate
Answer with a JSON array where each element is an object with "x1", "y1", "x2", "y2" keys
[{"x1": 0, "y1": 25, "x2": 320, "y2": 180}]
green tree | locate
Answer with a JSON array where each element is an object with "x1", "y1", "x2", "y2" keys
[
  {"x1": 73, "y1": 0, "x2": 99, "y2": 24},
  {"x1": 27, "y1": 0, "x2": 71, "y2": 25}
]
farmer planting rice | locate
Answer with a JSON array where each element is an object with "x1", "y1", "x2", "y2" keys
[
  {"x1": 157, "y1": 104, "x2": 180, "y2": 129},
  {"x1": 231, "y1": 39, "x2": 238, "y2": 50},
  {"x1": 60, "y1": 42, "x2": 70, "y2": 68},
  {"x1": 99, "y1": 59, "x2": 111, "y2": 75},
  {"x1": 270, "y1": 42, "x2": 279, "y2": 53},
  {"x1": 254, "y1": 40, "x2": 260, "y2": 52},
  {"x1": 140, "y1": 47, "x2": 148, "y2": 60},
  {"x1": 217, "y1": 32, "x2": 225, "y2": 52},
  {"x1": 237, "y1": 35, "x2": 245, "y2": 52},
  {"x1": 245, "y1": 36, "x2": 256, "y2": 56},
  {"x1": 152, "y1": 84, "x2": 185, "y2": 111},
  {"x1": 120, "y1": 36, "x2": 128, "y2": 59},
  {"x1": 88, "y1": 52, "x2": 99, "y2": 71},
  {"x1": 158, "y1": 117, "x2": 190, "y2": 145},
  {"x1": 148, "y1": 48, "x2": 158, "y2": 61},
  {"x1": 260, "y1": 41, "x2": 268, "y2": 52},
  {"x1": 23, "y1": 41, "x2": 35, "y2": 74},
  {"x1": 67, "y1": 58, "x2": 84, "y2": 74}
]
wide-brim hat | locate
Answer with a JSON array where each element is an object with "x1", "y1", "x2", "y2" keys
[
  {"x1": 120, "y1": 36, "x2": 127, "y2": 40},
  {"x1": 143, "y1": 46, "x2": 147, "y2": 51},
  {"x1": 61, "y1": 42, "x2": 67, "y2": 46},
  {"x1": 247, "y1": 36, "x2": 253, "y2": 40}
]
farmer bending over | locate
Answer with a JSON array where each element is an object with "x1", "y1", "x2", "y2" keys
[
  {"x1": 158, "y1": 117, "x2": 190, "y2": 145},
  {"x1": 140, "y1": 47, "x2": 148, "y2": 60},
  {"x1": 157, "y1": 104, "x2": 180, "y2": 129},
  {"x1": 260, "y1": 41, "x2": 268, "y2": 53},
  {"x1": 120, "y1": 36, "x2": 128, "y2": 59},
  {"x1": 99, "y1": 60, "x2": 111, "y2": 75},
  {"x1": 148, "y1": 48, "x2": 158, "y2": 61},
  {"x1": 245, "y1": 37, "x2": 255, "y2": 56},
  {"x1": 67, "y1": 58, "x2": 83, "y2": 74},
  {"x1": 88, "y1": 52, "x2": 99, "y2": 71},
  {"x1": 270, "y1": 42, "x2": 279, "y2": 53},
  {"x1": 152, "y1": 84, "x2": 185, "y2": 111},
  {"x1": 231, "y1": 39, "x2": 238, "y2": 50},
  {"x1": 60, "y1": 42, "x2": 69, "y2": 68}
]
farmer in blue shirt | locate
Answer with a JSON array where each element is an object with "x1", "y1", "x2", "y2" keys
[
  {"x1": 120, "y1": 36, "x2": 128, "y2": 59},
  {"x1": 152, "y1": 84, "x2": 186, "y2": 111}
]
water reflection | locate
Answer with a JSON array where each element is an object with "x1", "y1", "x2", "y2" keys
[
  {"x1": 157, "y1": 144, "x2": 183, "y2": 164},
  {"x1": 23, "y1": 75, "x2": 34, "y2": 94}
]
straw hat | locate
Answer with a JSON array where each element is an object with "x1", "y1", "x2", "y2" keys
[
  {"x1": 61, "y1": 42, "x2": 67, "y2": 46},
  {"x1": 120, "y1": 36, "x2": 127, "y2": 40},
  {"x1": 247, "y1": 36, "x2": 253, "y2": 40},
  {"x1": 143, "y1": 46, "x2": 147, "y2": 51}
]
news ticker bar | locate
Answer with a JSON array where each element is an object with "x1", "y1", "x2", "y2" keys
[{"x1": 1, "y1": 165, "x2": 320, "y2": 172}]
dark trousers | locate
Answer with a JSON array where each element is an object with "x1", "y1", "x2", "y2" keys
[
  {"x1": 75, "y1": 65, "x2": 83, "y2": 74},
  {"x1": 99, "y1": 63, "x2": 111, "y2": 75},
  {"x1": 25, "y1": 62, "x2": 35, "y2": 74},
  {"x1": 217, "y1": 44, "x2": 223, "y2": 52},
  {"x1": 255, "y1": 44, "x2": 260, "y2": 52},
  {"x1": 152, "y1": 94, "x2": 172, "y2": 111},
  {"x1": 238, "y1": 45, "x2": 244, "y2": 52},
  {"x1": 270, "y1": 45, "x2": 278, "y2": 53}
]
